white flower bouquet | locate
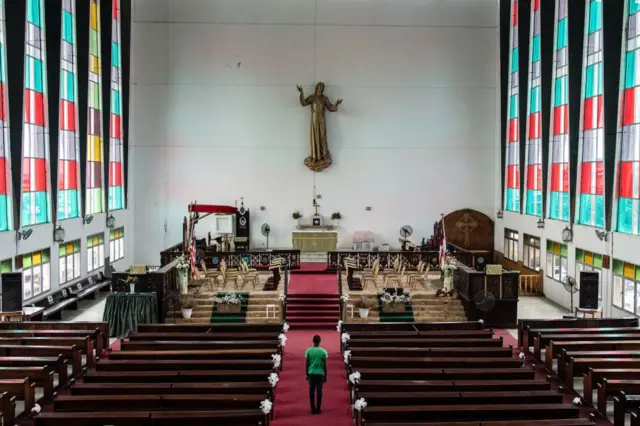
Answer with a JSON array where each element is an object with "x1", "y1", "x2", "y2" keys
[
  {"x1": 354, "y1": 398, "x2": 368, "y2": 411},
  {"x1": 268, "y1": 372, "x2": 279, "y2": 387},
  {"x1": 213, "y1": 292, "x2": 244, "y2": 305},
  {"x1": 340, "y1": 294, "x2": 350, "y2": 303},
  {"x1": 175, "y1": 255, "x2": 190, "y2": 272},
  {"x1": 378, "y1": 289, "x2": 411, "y2": 306},
  {"x1": 260, "y1": 399, "x2": 273, "y2": 414},
  {"x1": 349, "y1": 371, "x2": 361, "y2": 384}
]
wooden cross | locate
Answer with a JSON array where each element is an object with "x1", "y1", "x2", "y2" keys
[{"x1": 456, "y1": 213, "x2": 478, "y2": 246}]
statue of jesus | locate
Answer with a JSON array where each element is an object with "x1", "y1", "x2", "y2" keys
[{"x1": 297, "y1": 82, "x2": 343, "y2": 172}]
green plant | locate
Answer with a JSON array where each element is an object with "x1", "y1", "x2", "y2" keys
[
  {"x1": 331, "y1": 212, "x2": 342, "y2": 220},
  {"x1": 358, "y1": 295, "x2": 369, "y2": 309},
  {"x1": 292, "y1": 211, "x2": 302, "y2": 220},
  {"x1": 181, "y1": 294, "x2": 194, "y2": 310},
  {"x1": 119, "y1": 276, "x2": 139, "y2": 286}
]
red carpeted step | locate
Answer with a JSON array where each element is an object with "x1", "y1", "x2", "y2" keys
[
  {"x1": 287, "y1": 309, "x2": 339, "y2": 315},
  {"x1": 287, "y1": 322, "x2": 336, "y2": 329}
]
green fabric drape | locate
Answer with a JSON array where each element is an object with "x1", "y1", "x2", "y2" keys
[{"x1": 103, "y1": 292, "x2": 158, "y2": 337}]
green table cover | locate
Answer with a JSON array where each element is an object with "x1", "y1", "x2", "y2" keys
[{"x1": 103, "y1": 292, "x2": 158, "y2": 337}]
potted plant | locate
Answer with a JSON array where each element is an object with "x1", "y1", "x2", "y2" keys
[
  {"x1": 378, "y1": 289, "x2": 411, "y2": 313},
  {"x1": 358, "y1": 295, "x2": 370, "y2": 318},
  {"x1": 292, "y1": 211, "x2": 302, "y2": 226},
  {"x1": 180, "y1": 293, "x2": 194, "y2": 319},
  {"x1": 331, "y1": 212, "x2": 342, "y2": 227},
  {"x1": 213, "y1": 292, "x2": 244, "y2": 313},
  {"x1": 119, "y1": 276, "x2": 139, "y2": 294},
  {"x1": 175, "y1": 255, "x2": 190, "y2": 295}
]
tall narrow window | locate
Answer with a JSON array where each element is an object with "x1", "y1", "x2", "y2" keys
[
  {"x1": 505, "y1": 0, "x2": 521, "y2": 212},
  {"x1": 58, "y1": 0, "x2": 80, "y2": 220},
  {"x1": 86, "y1": 0, "x2": 103, "y2": 214},
  {"x1": 108, "y1": 0, "x2": 124, "y2": 211},
  {"x1": 22, "y1": 0, "x2": 52, "y2": 227},
  {"x1": 576, "y1": 0, "x2": 605, "y2": 228},
  {"x1": 524, "y1": 0, "x2": 543, "y2": 216},
  {"x1": 548, "y1": 0, "x2": 570, "y2": 221},
  {"x1": 0, "y1": 0, "x2": 12, "y2": 231},
  {"x1": 615, "y1": 0, "x2": 640, "y2": 234}
]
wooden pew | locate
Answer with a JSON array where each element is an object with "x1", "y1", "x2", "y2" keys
[
  {"x1": 359, "y1": 404, "x2": 580, "y2": 424},
  {"x1": 350, "y1": 368, "x2": 536, "y2": 381},
  {"x1": 533, "y1": 332, "x2": 640, "y2": 360},
  {"x1": 518, "y1": 318, "x2": 638, "y2": 348},
  {"x1": 0, "y1": 377, "x2": 35, "y2": 412},
  {"x1": 525, "y1": 327, "x2": 640, "y2": 353},
  {"x1": 347, "y1": 337, "x2": 502, "y2": 349},
  {"x1": 557, "y1": 350, "x2": 640, "y2": 380},
  {"x1": 363, "y1": 420, "x2": 595, "y2": 426},
  {"x1": 128, "y1": 332, "x2": 278, "y2": 342},
  {"x1": 120, "y1": 340, "x2": 279, "y2": 351},
  {"x1": 564, "y1": 358, "x2": 640, "y2": 390},
  {"x1": 349, "y1": 357, "x2": 523, "y2": 369},
  {"x1": 95, "y1": 359, "x2": 273, "y2": 371},
  {"x1": 0, "y1": 329, "x2": 103, "y2": 355},
  {"x1": 596, "y1": 379, "x2": 640, "y2": 416},
  {"x1": 583, "y1": 368, "x2": 640, "y2": 405},
  {"x1": 347, "y1": 347, "x2": 513, "y2": 358},
  {"x1": 633, "y1": 412, "x2": 640, "y2": 426},
  {"x1": 0, "y1": 356, "x2": 67, "y2": 386},
  {"x1": 0, "y1": 345, "x2": 83, "y2": 376},
  {"x1": 343, "y1": 321, "x2": 484, "y2": 333},
  {"x1": 0, "y1": 366, "x2": 54, "y2": 399},
  {"x1": 34, "y1": 410, "x2": 269, "y2": 426},
  {"x1": 0, "y1": 391, "x2": 16, "y2": 426},
  {"x1": 83, "y1": 369, "x2": 273, "y2": 383},
  {"x1": 613, "y1": 391, "x2": 640, "y2": 426},
  {"x1": 357, "y1": 390, "x2": 564, "y2": 407},
  {"x1": 137, "y1": 323, "x2": 282, "y2": 333},
  {"x1": 109, "y1": 349, "x2": 276, "y2": 360},
  {"x1": 354, "y1": 379, "x2": 551, "y2": 395},
  {"x1": 71, "y1": 382, "x2": 272, "y2": 396},
  {"x1": 0, "y1": 322, "x2": 108, "y2": 353},
  {"x1": 545, "y1": 339, "x2": 640, "y2": 370}
]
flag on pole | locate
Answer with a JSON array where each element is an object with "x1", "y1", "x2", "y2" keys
[
  {"x1": 439, "y1": 219, "x2": 447, "y2": 266},
  {"x1": 189, "y1": 218, "x2": 197, "y2": 280}
]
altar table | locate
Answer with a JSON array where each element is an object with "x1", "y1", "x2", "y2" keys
[
  {"x1": 103, "y1": 292, "x2": 158, "y2": 337},
  {"x1": 292, "y1": 231, "x2": 338, "y2": 252}
]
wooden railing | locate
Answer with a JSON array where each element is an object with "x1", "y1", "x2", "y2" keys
[{"x1": 519, "y1": 274, "x2": 542, "y2": 296}]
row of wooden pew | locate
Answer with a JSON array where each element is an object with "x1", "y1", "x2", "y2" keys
[
  {"x1": 342, "y1": 321, "x2": 595, "y2": 426},
  {"x1": 33, "y1": 323, "x2": 284, "y2": 426},
  {"x1": 0, "y1": 321, "x2": 108, "y2": 425},
  {"x1": 519, "y1": 316, "x2": 640, "y2": 426}
]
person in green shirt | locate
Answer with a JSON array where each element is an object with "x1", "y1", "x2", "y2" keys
[{"x1": 305, "y1": 335, "x2": 328, "y2": 414}]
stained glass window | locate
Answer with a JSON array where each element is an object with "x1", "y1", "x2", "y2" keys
[
  {"x1": 505, "y1": 0, "x2": 521, "y2": 212},
  {"x1": 108, "y1": 0, "x2": 124, "y2": 211},
  {"x1": 110, "y1": 227, "x2": 123, "y2": 261},
  {"x1": 612, "y1": 259, "x2": 640, "y2": 313},
  {"x1": 87, "y1": 232, "x2": 104, "y2": 272},
  {"x1": 0, "y1": 0, "x2": 12, "y2": 231},
  {"x1": 615, "y1": 0, "x2": 640, "y2": 234},
  {"x1": 18, "y1": 248, "x2": 50, "y2": 300},
  {"x1": 548, "y1": 0, "x2": 570, "y2": 221},
  {"x1": 58, "y1": 239, "x2": 80, "y2": 284},
  {"x1": 524, "y1": 0, "x2": 543, "y2": 216},
  {"x1": 546, "y1": 240, "x2": 568, "y2": 283},
  {"x1": 58, "y1": 0, "x2": 80, "y2": 220},
  {"x1": 576, "y1": 0, "x2": 605, "y2": 228},
  {"x1": 86, "y1": 0, "x2": 103, "y2": 214},
  {"x1": 22, "y1": 0, "x2": 52, "y2": 227}
]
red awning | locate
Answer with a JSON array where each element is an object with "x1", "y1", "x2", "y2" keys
[{"x1": 188, "y1": 204, "x2": 237, "y2": 214}]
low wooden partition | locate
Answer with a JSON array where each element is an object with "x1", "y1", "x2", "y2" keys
[
  {"x1": 327, "y1": 251, "x2": 440, "y2": 271},
  {"x1": 454, "y1": 263, "x2": 520, "y2": 328}
]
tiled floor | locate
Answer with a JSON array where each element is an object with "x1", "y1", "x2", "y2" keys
[{"x1": 506, "y1": 296, "x2": 568, "y2": 340}]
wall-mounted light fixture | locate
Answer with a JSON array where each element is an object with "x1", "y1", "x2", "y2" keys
[
  {"x1": 561, "y1": 225, "x2": 573, "y2": 243},
  {"x1": 83, "y1": 215, "x2": 94, "y2": 225},
  {"x1": 496, "y1": 209, "x2": 504, "y2": 219},
  {"x1": 260, "y1": 206, "x2": 266, "y2": 211},
  {"x1": 537, "y1": 217, "x2": 545, "y2": 229},
  {"x1": 595, "y1": 229, "x2": 608, "y2": 242},
  {"x1": 53, "y1": 224, "x2": 66, "y2": 243},
  {"x1": 16, "y1": 229, "x2": 33, "y2": 241},
  {"x1": 106, "y1": 215, "x2": 116, "y2": 229},
  {"x1": 365, "y1": 206, "x2": 372, "y2": 211}
]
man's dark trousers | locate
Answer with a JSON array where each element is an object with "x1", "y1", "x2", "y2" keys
[{"x1": 308, "y1": 374, "x2": 324, "y2": 411}]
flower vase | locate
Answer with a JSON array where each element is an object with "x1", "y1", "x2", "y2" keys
[
  {"x1": 129, "y1": 283, "x2": 136, "y2": 294},
  {"x1": 178, "y1": 271, "x2": 188, "y2": 295},
  {"x1": 333, "y1": 219, "x2": 340, "y2": 227},
  {"x1": 443, "y1": 270, "x2": 453, "y2": 292}
]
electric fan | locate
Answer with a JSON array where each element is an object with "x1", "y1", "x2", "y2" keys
[
  {"x1": 261, "y1": 223, "x2": 271, "y2": 250},
  {"x1": 562, "y1": 275, "x2": 579, "y2": 314}
]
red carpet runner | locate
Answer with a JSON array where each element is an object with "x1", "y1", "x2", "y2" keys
[
  {"x1": 273, "y1": 329, "x2": 352, "y2": 426},
  {"x1": 286, "y1": 272, "x2": 339, "y2": 329}
]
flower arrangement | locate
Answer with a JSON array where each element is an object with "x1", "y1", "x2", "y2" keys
[
  {"x1": 278, "y1": 333, "x2": 287, "y2": 347},
  {"x1": 343, "y1": 350, "x2": 351, "y2": 363},
  {"x1": 336, "y1": 320, "x2": 343, "y2": 332},
  {"x1": 292, "y1": 211, "x2": 302, "y2": 220},
  {"x1": 278, "y1": 294, "x2": 286, "y2": 304},
  {"x1": 175, "y1": 255, "x2": 190, "y2": 273},
  {"x1": 282, "y1": 322, "x2": 290, "y2": 333},
  {"x1": 331, "y1": 212, "x2": 342, "y2": 220},
  {"x1": 213, "y1": 292, "x2": 244, "y2": 306},
  {"x1": 341, "y1": 332, "x2": 351, "y2": 344},
  {"x1": 268, "y1": 372, "x2": 279, "y2": 388},
  {"x1": 440, "y1": 251, "x2": 458, "y2": 273},
  {"x1": 354, "y1": 398, "x2": 368, "y2": 411},
  {"x1": 378, "y1": 289, "x2": 411, "y2": 307},
  {"x1": 340, "y1": 293, "x2": 350, "y2": 303},
  {"x1": 260, "y1": 399, "x2": 273, "y2": 415},
  {"x1": 271, "y1": 353, "x2": 282, "y2": 369},
  {"x1": 349, "y1": 371, "x2": 361, "y2": 384},
  {"x1": 119, "y1": 276, "x2": 139, "y2": 286}
]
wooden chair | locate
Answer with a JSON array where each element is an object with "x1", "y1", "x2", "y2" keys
[
  {"x1": 405, "y1": 262, "x2": 424, "y2": 287},
  {"x1": 191, "y1": 266, "x2": 214, "y2": 291},
  {"x1": 408, "y1": 264, "x2": 431, "y2": 291},
  {"x1": 362, "y1": 264, "x2": 380, "y2": 291},
  {"x1": 381, "y1": 258, "x2": 401, "y2": 282},
  {"x1": 386, "y1": 265, "x2": 406, "y2": 288},
  {"x1": 239, "y1": 262, "x2": 259, "y2": 290},
  {"x1": 218, "y1": 262, "x2": 239, "y2": 291}
]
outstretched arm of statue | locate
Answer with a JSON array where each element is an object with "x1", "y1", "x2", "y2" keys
[
  {"x1": 326, "y1": 97, "x2": 343, "y2": 112},
  {"x1": 297, "y1": 85, "x2": 311, "y2": 106}
]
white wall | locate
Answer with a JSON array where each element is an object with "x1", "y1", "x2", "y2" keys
[{"x1": 130, "y1": 0, "x2": 500, "y2": 264}]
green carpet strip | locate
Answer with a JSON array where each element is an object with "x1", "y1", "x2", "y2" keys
[
  {"x1": 377, "y1": 295, "x2": 414, "y2": 323},
  {"x1": 211, "y1": 292, "x2": 250, "y2": 323}
]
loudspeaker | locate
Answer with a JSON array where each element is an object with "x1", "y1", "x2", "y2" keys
[
  {"x1": 579, "y1": 271, "x2": 599, "y2": 309},
  {"x1": 1, "y1": 273, "x2": 23, "y2": 312}
]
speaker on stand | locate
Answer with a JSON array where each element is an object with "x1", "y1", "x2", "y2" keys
[{"x1": 579, "y1": 271, "x2": 600, "y2": 310}]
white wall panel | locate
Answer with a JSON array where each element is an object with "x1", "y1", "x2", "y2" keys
[
  {"x1": 132, "y1": 23, "x2": 170, "y2": 85},
  {"x1": 170, "y1": 0, "x2": 316, "y2": 24},
  {"x1": 316, "y1": 0, "x2": 498, "y2": 27},
  {"x1": 130, "y1": 85, "x2": 170, "y2": 147},
  {"x1": 133, "y1": 0, "x2": 171, "y2": 23}
]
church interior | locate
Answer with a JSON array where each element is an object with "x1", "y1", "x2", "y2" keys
[{"x1": 0, "y1": 0, "x2": 639, "y2": 425}]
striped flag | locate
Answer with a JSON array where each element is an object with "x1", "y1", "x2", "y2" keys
[
  {"x1": 439, "y1": 220, "x2": 447, "y2": 267},
  {"x1": 189, "y1": 220, "x2": 197, "y2": 280}
]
